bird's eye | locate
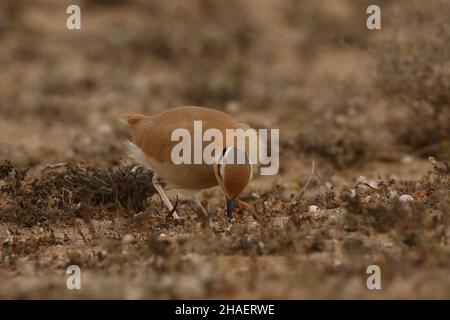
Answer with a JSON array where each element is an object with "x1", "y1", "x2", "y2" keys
[{"x1": 218, "y1": 148, "x2": 227, "y2": 163}]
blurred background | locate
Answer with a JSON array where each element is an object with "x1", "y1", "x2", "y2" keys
[
  {"x1": 0, "y1": 0, "x2": 449, "y2": 299},
  {"x1": 0, "y1": 0, "x2": 448, "y2": 173}
]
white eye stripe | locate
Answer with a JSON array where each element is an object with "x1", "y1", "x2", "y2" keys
[
  {"x1": 217, "y1": 147, "x2": 253, "y2": 168},
  {"x1": 223, "y1": 147, "x2": 234, "y2": 163},
  {"x1": 217, "y1": 147, "x2": 233, "y2": 165},
  {"x1": 216, "y1": 148, "x2": 229, "y2": 182}
]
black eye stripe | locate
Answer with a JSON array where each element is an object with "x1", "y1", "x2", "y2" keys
[
  {"x1": 217, "y1": 147, "x2": 228, "y2": 166},
  {"x1": 217, "y1": 164, "x2": 222, "y2": 179}
]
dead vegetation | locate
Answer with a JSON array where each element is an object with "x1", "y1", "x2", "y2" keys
[
  {"x1": 283, "y1": 0, "x2": 380, "y2": 51},
  {"x1": 0, "y1": 161, "x2": 155, "y2": 227},
  {"x1": 293, "y1": 81, "x2": 394, "y2": 168},
  {"x1": 341, "y1": 158, "x2": 449, "y2": 250},
  {"x1": 376, "y1": 6, "x2": 450, "y2": 158},
  {"x1": 1, "y1": 157, "x2": 450, "y2": 298}
]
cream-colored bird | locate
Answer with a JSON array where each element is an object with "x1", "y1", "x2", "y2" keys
[{"x1": 124, "y1": 106, "x2": 254, "y2": 219}]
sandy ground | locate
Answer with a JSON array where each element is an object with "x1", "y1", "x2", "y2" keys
[{"x1": 0, "y1": 0, "x2": 449, "y2": 299}]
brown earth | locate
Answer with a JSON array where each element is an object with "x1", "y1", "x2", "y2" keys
[{"x1": 0, "y1": 0, "x2": 449, "y2": 299}]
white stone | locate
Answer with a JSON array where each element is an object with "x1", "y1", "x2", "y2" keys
[
  {"x1": 225, "y1": 100, "x2": 240, "y2": 113},
  {"x1": 367, "y1": 180, "x2": 378, "y2": 189},
  {"x1": 402, "y1": 155, "x2": 413, "y2": 164},
  {"x1": 357, "y1": 176, "x2": 368, "y2": 184},
  {"x1": 122, "y1": 234, "x2": 135, "y2": 244},
  {"x1": 399, "y1": 194, "x2": 414, "y2": 203},
  {"x1": 251, "y1": 192, "x2": 260, "y2": 199}
]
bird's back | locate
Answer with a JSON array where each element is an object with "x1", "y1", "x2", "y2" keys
[{"x1": 125, "y1": 106, "x2": 247, "y2": 190}]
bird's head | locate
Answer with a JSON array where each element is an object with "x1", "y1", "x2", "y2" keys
[{"x1": 214, "y1": 147, "x2": 253, "y2": 217}]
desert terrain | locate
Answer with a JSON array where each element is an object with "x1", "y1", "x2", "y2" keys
[{"x1": 0, "y1": 0, "x2": 449, "y2": 299}]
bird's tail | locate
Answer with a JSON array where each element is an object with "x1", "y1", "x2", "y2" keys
[
  {"x1": 121, "y1": 114, "x2": 151, "y2": 126},
  {"x1": 124, "y1": 140, "x2": 151, "y2": 168}
]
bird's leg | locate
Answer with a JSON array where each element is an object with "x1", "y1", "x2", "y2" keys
[
  {"x1": 193, "y1": 193, "x2": 209, "y2": 220},
  {"x1": 152, "y1": 174, "x2": 180, "y2": 219},
  {"x1": 183, "y1": 192, "x2": 209, "y2": 223}
]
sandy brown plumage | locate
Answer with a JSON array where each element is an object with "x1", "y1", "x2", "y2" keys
[{"x1": 125, "y1": 106, "x2": 252, "y2": 192}]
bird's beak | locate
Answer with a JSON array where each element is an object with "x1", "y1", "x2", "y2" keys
[{"x1": 226, "y1": 197, "x2": 237, "y2": 217}]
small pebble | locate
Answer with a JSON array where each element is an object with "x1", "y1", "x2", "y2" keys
[
  {"x1": 251, "y1": 192, "x2": 260, "y2": 199},
  {"x1": 334, "y1": 259, "x2": 342, "y2": 266},
  {"x1": 402, "y1": 155, "x2": 413, "y2": 164},
  {"x1": 367, "y1": 180, "x2": 378, "y2": 189},
  {"x1": 225, "y1": 100, "x2": 240, "y2": 113},
  {"x1": 357, "y1": 176, "x2": 368, "y2": 184},
  {"x1": 122, "y1": 234, "x2": 135, "y2": 245},
  {"x1": 399, "y1": 194, "x2": 414, "y2": 203},
  {"x1": 97, "y1": 123, "x2": 112, "y2": 135}
]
